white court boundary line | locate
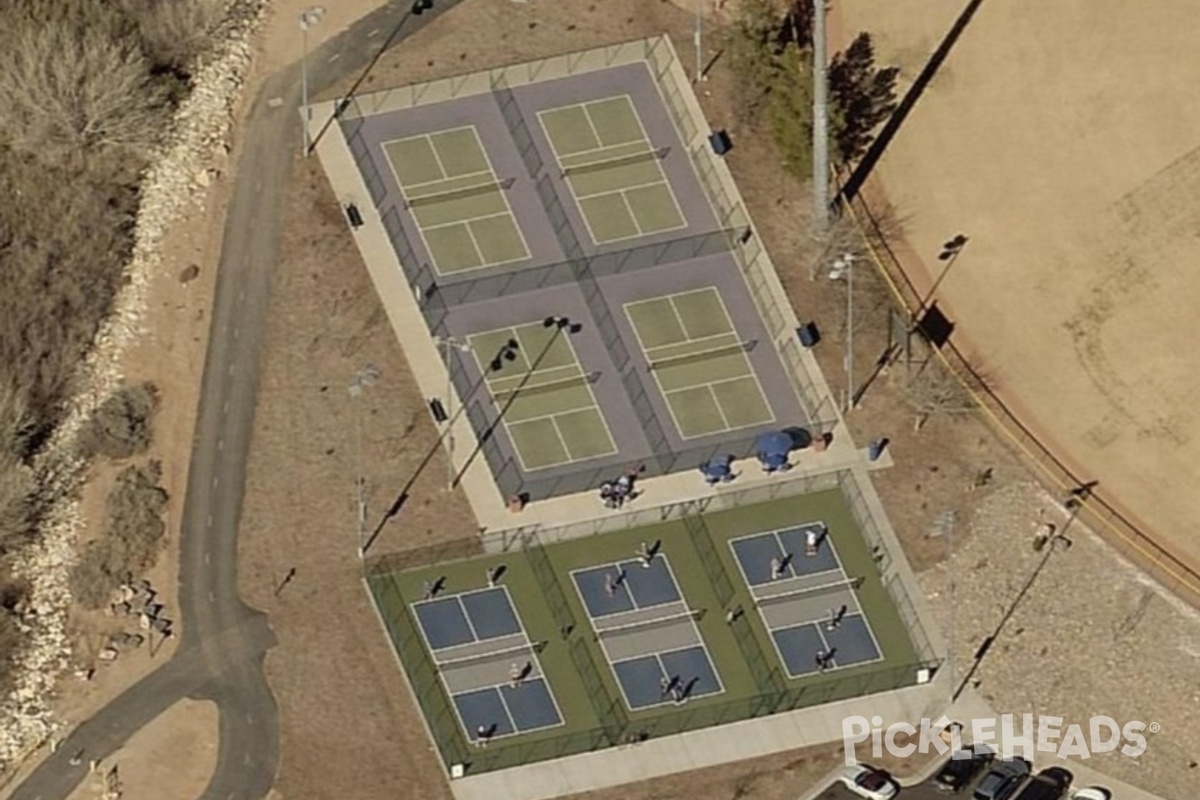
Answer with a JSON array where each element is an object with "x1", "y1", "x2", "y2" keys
[
  {"x1": 624, "y1": 289, "x2": 775, "y2": 440},
  {"x1": 467, "y1": 322, "x2": 618, "y2": 473},
  {"x1": 381, "y1": 125, "x2": 530, "y2": 276},
  {"x1": 414, "y1": 584, "x2": 568, "y2": 743}
]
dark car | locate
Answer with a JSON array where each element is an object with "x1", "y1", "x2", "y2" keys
[
  {"x1": 972, "y1": 759, "x2": 1031, "y2": 800},
  {"x1": 1012, "y1": 768, "x2": 1073, "y2": 800},
  {"x1": 935, "y1": 748, "x2": 994, "y2": 793}
]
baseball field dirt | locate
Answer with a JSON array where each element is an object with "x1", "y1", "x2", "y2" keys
[{"x1": 835, "y1": 0, "x2": 1200, "y2": 579}]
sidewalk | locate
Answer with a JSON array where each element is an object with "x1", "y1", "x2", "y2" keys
[{"x1": 450, "y1": 679, "x2": 946, "y2": 800}]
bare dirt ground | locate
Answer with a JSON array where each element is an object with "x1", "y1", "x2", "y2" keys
[
  {"x1": 231, "y1": 2, "x2": 1200, "y2": 800},
  {"x1": 824, "y1": 0, "x2": 1200, "y2": 794},
  {"x1": 64, "y1": 699, "x2": 217, "y2": 800},
  {"x1": 921, "y1": 480, "x2": 1200, "y2": 799},
  {"x1": 235, "y1": 3, "x2": 992, "y2": 800},
  {"x1": 834, "y1": 0, "x2": 1200, "y2": 576}
]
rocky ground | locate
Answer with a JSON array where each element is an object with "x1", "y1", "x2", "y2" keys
[
  {"x1": 0, "y1": 0, "x2": 266, "y2": 771},
  {"x1": 920, "y1": 481, "x2": 1200, "y2": 798}
]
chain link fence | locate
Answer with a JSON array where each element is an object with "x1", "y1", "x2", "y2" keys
[
  {"x1": 840, "y1": 188, "x2": 1200, "y2": 611},
  {"x1": 364, "y1": 464, "x2": 939, "y2": 775},
  {"x1": 337, "y1": 36, "x2": 842, "y2": 505}
]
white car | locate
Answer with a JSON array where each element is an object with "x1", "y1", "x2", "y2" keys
[
  {"x1": 1070, "y1": 790, "x2": 1110, "y2": 800},
  {"x1": 838, "y1": 765, "x2": 899, "y2": 800}
]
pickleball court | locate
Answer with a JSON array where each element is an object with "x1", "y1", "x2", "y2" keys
[
  {"x1": 571, "y1": 554, "x2": 723, "y2": 710},
  {"x1": 383, "y1": 126, "x2": 529, "y2": 275},
  {"x1": 413, "y1": 586, "x2": 564, "y2": 742},
  {"x1": 729, "y1": 525, "x2": 884, "y2": 678}
]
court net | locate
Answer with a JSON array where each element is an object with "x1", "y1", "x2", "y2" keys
[
  {"x1": 404, "y1": 177, "x2": 514, "y2": 209},
  {"x1": 560, "y1": 147, "x2": 669, "y2": 178},
  {"x1": 754, "y1": 576, "x2": 860, "y2": 610},
  {"x1": 435, "y1": 641, "x2": 534, "y2": 670},
  {"x1": 492, "y1": 371, "x2": 599, "y2": 403},
  {"x1": 596, "y1": 608, "x2": 698, "y2": 638},
  {"x1": 646, "y1": 340, "x2": 755, "y2": 372}
]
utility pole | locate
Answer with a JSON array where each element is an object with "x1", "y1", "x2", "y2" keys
[
  {"x1": 451, "y1": 316, "x2": 576, "y2": 490},
  {"x1": 435, "y1": 336, "x2": 473, "y2": 490},
  {"x1": 349, "y1": 364, "x2": 380, "y2": 557},
  {"x1": 298, "y1": 6, "x2": 326, "y2": 156},
  {"x1": 812, "y1": 0, "x2": 830, "y2": 231},
  {"x1": 947, "y1": 509, "x2": 955, "y2": 700},
  {"x1": 830, "y1": 253, "x2": 857, "y2": 411}
]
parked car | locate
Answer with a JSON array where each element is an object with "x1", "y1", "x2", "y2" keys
[
  {"x1": 972, "y1": 759, "x2": 1031, "y2": 800},
  {"x1": 1069, "y1": 789, "x2": 1111, "y2": 800},
  {"x1": 838, "y1": 765, "x2": 899, "y2": 800},
  {"x1": 935, "y1": 747, "x2": 995, "y2": 792},
  {"x1": 1012, "y1": 767, "x2": 1072, "y2": 800}
]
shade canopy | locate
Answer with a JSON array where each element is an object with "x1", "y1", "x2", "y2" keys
[{"x1": 755, "y1": 430, "x2": 793, "y2": 460}]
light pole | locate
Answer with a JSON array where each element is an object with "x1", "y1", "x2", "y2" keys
[
  {"x1": 829, "y1": 253, "x2": 858, "y2": 412},
  {"x1": 361, "y1": 339, "x2": 520, "y2": 556},
  {"x1": 349, "y1": 364, "x2": 380, "y2": 557},
  {"x1": 812, "y1": 0, "x2": 830, "y2": 232},
  {"x1": 434, "y1": 335, "x2": 473, "y2": 490},
  {"x1": 450, "y1": 316, "x2": 577, "y2": 490},
  {"x1": 912, "y1": 234, "x2": 968, "y2": 330},
  {"x1": 299, "y1": 6, "x2": 326, "y2": 157},
  {"x1": 693, "y1": 0, "x2": 704, "y2": 83}
]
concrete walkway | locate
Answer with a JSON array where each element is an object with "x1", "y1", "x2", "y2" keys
[{"x1": 449, "y1": 678, "x2": 947, "y2": 800}]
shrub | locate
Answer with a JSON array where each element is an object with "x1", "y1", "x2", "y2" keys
[
  {"x1": 69, "y1": 460, "x2": 169, "y2": 609},
  {"x1": 78, "y1": 382, "x2": 159, "y2": 461},
  {"x1": 724, "y1": 1, "x2": 899, "y2": 177}
]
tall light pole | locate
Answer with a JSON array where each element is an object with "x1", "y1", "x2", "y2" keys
[
  {"x1": 451, "y1": 316, "x2": 577, "y2": 490},
  {"x1": 693, "y1": 0, "x2": 704, "y2": 83},
  {"x1": 349, "y1": 364, "x2": 380, "y2": 557},
  {"x1": 299, "y1": 6, "x2": 326, "y2": 157},
  {"x1": 812, "y1": 0, "x2": 830, "y2": 231},
  {"x1": 361, "y1": 339, "x2": 520, "y2": 556},
  {"x1": 913, "y1": 234, "x2": 969, "y2": 328},
  {"x1": 829, "y1": 253, "x2": 857, "y2": 411},
  {"x1": 434, "y1": 335, "x2": 473, "y2": 490}
]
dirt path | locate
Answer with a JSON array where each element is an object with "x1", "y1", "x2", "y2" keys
[{"x1": 65, "y1": 700, "x2": 218, "y2": 800}]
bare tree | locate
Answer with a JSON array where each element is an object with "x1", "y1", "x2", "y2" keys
[
  {"x1": 0, "y1": 17, "x2": 168, "y2": 157},
  {"x1": 117, "y1": 0, "x2": 227, "y2": 78},
  {"x1": 904, "y1": 356, "x2": 984, "y2": 432}
]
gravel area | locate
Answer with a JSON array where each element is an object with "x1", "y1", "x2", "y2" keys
[{"x1": 918, "y1": 480, "x2": 1200, "y2": 799}]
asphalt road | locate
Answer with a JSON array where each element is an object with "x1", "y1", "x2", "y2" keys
[{"x1": 7, "y1": 3, "x2": 463, "y2": 798}]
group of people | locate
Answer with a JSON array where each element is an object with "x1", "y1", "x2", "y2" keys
[{"x1": 598, "y1": 466, "x2": 643, "y2": 509}]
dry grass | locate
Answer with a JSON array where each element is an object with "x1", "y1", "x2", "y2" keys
[
  {"x1": 0, "y1": 0, "x2": 228, "y2": 682},
  {"x1": 70, "y1": 461, "x2": 170, "y2": 609}
]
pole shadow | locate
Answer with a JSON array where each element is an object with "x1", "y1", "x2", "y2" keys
[{"x1": 839, "y1": 0, "x2": 989, "y2": 201}]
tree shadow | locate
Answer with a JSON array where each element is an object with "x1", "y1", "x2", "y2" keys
[{"x1": 839, "y1": 0, "x2": 989, "y2": 201}]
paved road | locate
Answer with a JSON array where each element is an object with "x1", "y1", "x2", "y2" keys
[{"x1": 7, "y1": 3, "x2": 462, "y2": 799}]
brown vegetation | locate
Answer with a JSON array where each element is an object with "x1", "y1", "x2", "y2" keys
[
  {"x1": 0, "y1": 0, "x2": 224, "y2": 681},
  {"x1": 78, "y1": 382, "x2": 160, "y2": 461},
  {"x1": 70, "y1": 460, "x2": 170, "y2": 609}
]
